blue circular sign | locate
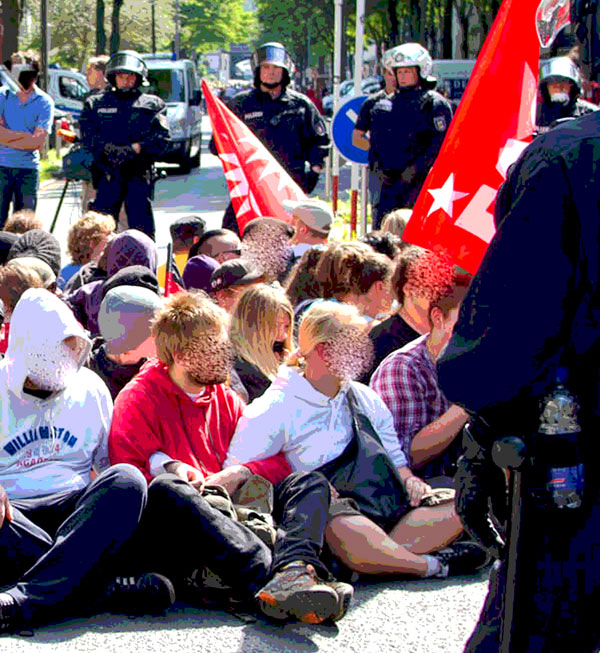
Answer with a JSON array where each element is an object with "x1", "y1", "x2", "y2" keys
[{"x1": 331, "y1": 95, "x2": 369, "y2": 165}]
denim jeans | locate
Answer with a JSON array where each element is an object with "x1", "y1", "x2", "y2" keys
[{"x1": 0, "y1": 165, "x2": 40, "y2": 229}]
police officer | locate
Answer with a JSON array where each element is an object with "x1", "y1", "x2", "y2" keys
[
  {"x1": 212, "y1": 42, "x2": 330, "y2": 234},
  {"x1": 536, "y1": 55, "x2": 598, "y2": 133},
  {"x1": 353, "y1": 43, "x2": 452, "y2": 229},
  {"x1": 437, "y1": 42, "x2": 600, "y2": 653},
  {"x1": 79, "y1": 50, "x2": 170, "y2": 241}
]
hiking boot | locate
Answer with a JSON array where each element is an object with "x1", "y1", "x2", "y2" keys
[
  {"x1": 256, "y1": 561, "x2": 340, "y2": 625},
  {"x1": 432, "y1": 541, "x2": 490, "y2": 577},
  {"x1": 0, "y1": 593, "x2": 23, "y2": 635},
  {"x1": 325, "y1": 579, "x2": 354, "y2": 621},
  {"x1": 103, "y1": 573, "x2": 176, "y2": 615}
]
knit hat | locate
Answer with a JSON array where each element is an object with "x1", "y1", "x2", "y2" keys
[
  {"x1": 282, "y1": 199, "x2": 333, "y2": 234},
  {"x1": 6, "y1": 256, "x2": 56, "y2": 288},
  {"x1": 98, "y1": 286, "x2": 162, "y2": 355},
  {"x1": 210, "y1": 258, "x2": 263, "y2": 292},
  {"x1": 7, "y1": 229, "x2": 62, "y2": 276},
  {"x1": 0, "y1": 232, "x2": 18, "y2": 265},
  {"x1": 101, "y1": 265, "x2": 160, "y2": 300},
  {"x1": 182, "y1": 255, "x2": 220, "y2": 293}
]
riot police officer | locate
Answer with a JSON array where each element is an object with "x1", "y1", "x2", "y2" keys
[
  {"x1": 212, "y1": 42, "x2": 330, "y2": 233},
  {"x1": 352, "y1": 43, "x2": 453, "y2": 229},
  {"x1": 79, "y1": 50, "x2": 170, "y2": 240},
  {"x1": 536, "y1": 55, "x2": 598, "y2": 133}
]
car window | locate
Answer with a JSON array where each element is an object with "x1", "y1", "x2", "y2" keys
[
  {"x1": 59, "y1": 76, "x2": 87, "y2": 100},
  {"x1": 0, "y1": 68, "x2": 20, "y2": 93},
  {"x1": 146, "y1": 68, "x2": 185, "y2": 103}
]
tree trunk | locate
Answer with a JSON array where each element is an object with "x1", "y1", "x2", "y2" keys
[
  {"x1": 1, "y1": 0, "x2": 20, "y2": 63},
  {"x1": 387, "y1": 0, "x2": 399, "y2": 46},
  {"x1": 96, "y1": 0, "x2": 106, "y2": 54},
  {"x1": 109, "y1": 0, "x2": 124, "y2": 55},
  {"x1": 419, "y1": 0, "x2": 427, "y2": 44},
  {"x1": 443, "y1": 0, "x2": 453, "y2": 58}
]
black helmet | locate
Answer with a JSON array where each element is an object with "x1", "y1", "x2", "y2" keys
[
  {"x1": 251, "y1": 42, "x2": 294, "y2": 74},
  {"x1": 106, "y1": 50, "x2": 148, "y2": 88}
]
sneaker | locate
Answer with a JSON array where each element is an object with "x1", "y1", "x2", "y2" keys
[
  {"x1": 0, "y1": 593, "x2": 23, "y2": 635},
  {"x1": 256, "y1": 562, "x2": 340, "y2": 625},
  {"x1": 325, "y1": 579, "x2": 354, "y2": 621},
  {"x1": 432, "y1": 541, "x2": 490, "y2": 577},
  {"x1": 103, "y1": 573, "x2": 176, "y2": 616}
]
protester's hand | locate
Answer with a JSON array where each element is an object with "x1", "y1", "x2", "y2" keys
[
  {"x1": 404, "y1": 475, "x2": 432, "y2": 507},
  {"x1": 0, "y1": 484, "x2": 14, "y2": 530},
  {"x1": 204, "y1": 465, "x2": 251, "y2": 496},
  {"x1": 165, "y1": 461, "x2": 205, "y2": 490}
]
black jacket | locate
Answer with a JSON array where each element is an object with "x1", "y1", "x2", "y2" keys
[{"x1": 86, "y1": 339, "x2": 146, "y2": 400}]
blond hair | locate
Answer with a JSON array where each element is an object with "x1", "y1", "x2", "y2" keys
[
  {"x1": 380, "y1": 208, "x2": 412, "y2": 238},
  {"x1": 0, "y1": 264, "x2": 44, "y2": 316},
  {"x1": 298, "y1": 301, "x2": 366, "y2": 358},
  {"x1": 229, "y1": 284, "x2": 294, "y2": 379},
  {"x1": 152, "y1": 291, "x2": 228, "y2": 365},
  {"x1": 67, "y1": 211, "x2": 116, "y2": 265},
  {"x1": 3, "y1": 210, "x2": 44, "y2": 235}
]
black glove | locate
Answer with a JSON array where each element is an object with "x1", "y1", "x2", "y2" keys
[
  {"x1": 103, "y1": 143, "x2": 135, "y2": 168},
  {"x1": 455, "y1": 422, "x2": 508, "y2": 559},
  {"x1": 302, "y1": 169, "x2": 320, "y2": 194}
]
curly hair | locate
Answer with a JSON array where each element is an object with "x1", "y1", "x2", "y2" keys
[
  {"x1": 3, "y1": 210, "x2": 44, "y2": 235},
  {"x1": 66, "y1": 211, "x2": 116, "y2": 265}
]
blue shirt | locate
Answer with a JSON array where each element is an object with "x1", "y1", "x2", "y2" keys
[{"x1": 0, "y1": 85, "x2": 54, "y2": 169}]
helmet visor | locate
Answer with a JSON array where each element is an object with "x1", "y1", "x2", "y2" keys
[
  {"x1": 108, "y1": 53, "x2": 145, "y2": 76},
  {"x1": 254, "y1": 45, "x2": 291, "y2": 71}
]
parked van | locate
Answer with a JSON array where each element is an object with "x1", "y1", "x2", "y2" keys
[
  {"x1": 432, "y1": 60, "x2": 476, "y2": 101},
  {"x1": 142, "y1": 54, "x2": 203, "y2": 173},
  {"x1": 48, "y1": 68, "x2": 89, "y2": 118}
]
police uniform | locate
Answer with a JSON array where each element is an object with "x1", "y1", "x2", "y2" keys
[
  {"x1": 438, "y1": 112, "x2": 600, "y2": 651},
  {"x1": 536, "y1": 95, "x2": 598, "y2": 132},
  {"x1": 79, "y1": 84, "x2": 169, "y2": 240},
  {"x1": 356, "y1": 86, "x2": 452, "y2": 228}
]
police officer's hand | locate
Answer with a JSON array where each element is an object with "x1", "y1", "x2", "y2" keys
[
  {"x1": 303, "y1": 167, "x2": 321, "y2": 194},
  {"x1": 401, "y1": 165, "x2": 417, "y2": 184},
  {"x1": 103, "y1": 143, "x2": 135, "y2": 167}
]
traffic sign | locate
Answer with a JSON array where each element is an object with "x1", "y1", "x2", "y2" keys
[{"x1": 331, "y1": 95, "x2": 369, "y2": 165}]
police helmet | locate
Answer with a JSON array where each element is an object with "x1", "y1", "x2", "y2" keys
[
  {"x1": 539, "y1": 56, "x2": 582, "y2": 100},
  {"x1": 106, "y1": 50, "x2": 149, "y2": 88},
  {"x1": 385, "y1": 43, "x2": 435, "y2": 83},
  {"x1": 252, "y1": 42, "x2": 295, "y2": 89}
]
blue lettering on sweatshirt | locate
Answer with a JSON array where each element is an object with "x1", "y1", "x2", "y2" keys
[{"x1": 3, "y1": 426, "x2": 78, "y2": 457}]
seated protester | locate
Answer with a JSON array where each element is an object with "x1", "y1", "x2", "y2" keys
[
  {"x1": 65, "y1": 229, "x2": 158, "y2": 336},
  {"x1": 100, "y1": 265, "x2": 160, "y2": 301},
  {"x1": 370, "y1": 275, "x2": 472, "y2": 484},
  {"x1": 0, "y1": 289, "x2": 170, "y2": 633},
  {"x1": 226, "y1": 302, "x2": 488, "y2": 579},
  {"x1": 87, "y1": 286, "x2": 162, "y2": 400},
  {"x1": 157, "y1": 215, "x2": 206, "y2": 289},
  {"x1": 60, "y1": 211, "x2": 116, "y2": 290},
  {"x1": 242, "y1": 217, "x2": 295, "y2": 284},
  {"x1": 210, "y1": 258, "x2": 264, "y2": 313},
  {"x1": 108, "y1": 291, "x2": 353, "y2": 624},
  {"x1": 229, "y1": 284, "x2": 294, "y2": 403},
  {"x1": 2, "y1": 209, "x2": 44, "y2": 235},
  {"x1": 188, "y1": 228, "x2": 242, "y2": 263},
  {"x1": 182, "y1": 254, "x2": 220, "y2": 294},
  {"x1": 284, "y1": 245, "x2": 326, "y2": 309},
  {"x1": 282, "y1": 198, "x2": 332, "y2": 263},
  {"x1": 63, "y1": 233, "x2": 115, "y2": 295},
  {"x1": 359, "y1": 230, "x2": 401, "y2": 261},
  {"x1": 6, "y1": 229, "x2": 62, "y2": 282},
  {"x1": 363, "y1": 247, "x2": 456, "y2": 381},
  {"x1": 380, "y1": 208, "x2": 412, "y2": 242}
]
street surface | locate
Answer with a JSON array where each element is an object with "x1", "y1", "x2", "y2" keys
[{"x1": 24, "y1": 116, "x2": 491, "y2": 652}]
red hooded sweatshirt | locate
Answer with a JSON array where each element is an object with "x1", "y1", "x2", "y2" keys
[{"x1": 109, "y1": 359, "x2": 291, "y2": 484}]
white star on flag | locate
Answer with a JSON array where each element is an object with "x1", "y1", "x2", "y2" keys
[{"x1": 427, "y1": 174, "x2": 469, "y2": 218}]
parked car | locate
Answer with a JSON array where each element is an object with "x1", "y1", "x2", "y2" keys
[{"x1": 322, "y1": 77, "x2": 383, "y2": 116}]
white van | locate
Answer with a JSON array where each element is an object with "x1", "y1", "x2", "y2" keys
[{"x1": 48, "y1": 68, "x2": 90, "y2": 119}]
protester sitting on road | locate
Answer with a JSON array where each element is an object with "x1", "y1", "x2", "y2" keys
[
  {"x1": 2, "y1": 209, "x2": 44, "y2": 235},
  {"x1": 189, "y1": 228, "x2": 242, "y2": 264},
  {"x1": 209, "y1": 258, "x2": 264, "y2": 313},
  {"x1": 282, "y1": 198, "x2": 332, "y2": 263},
  {"x1": 60, "y1": 211, "x2": 116, "y2": 290},
  {"x1": 157, "y1": 215, "x2": 206, "y2": 289},
  {"x1": 226, "y1": 301, "x2": 488, "y2": 579},
  {"x1": 284, "y1": 245, "x2": 326, "y2": 309},
  {"x1": 370, "y1": 274, "x2": 472, "y2": 484},
  {"x1": 359, "y1": 230, "x2": 402, "y2": 260},
  {"x1": 363, "y1": 246, "x2": 456, "y2": 381},
  {"x1": 229, "y1": 284, "x2": 294, "y2": 403},
  {"x1": 6, "y1": 228, "x2": 62, "y2": 281},
  {"x1": 108, "y1": 291, "x2": 353, "y2": 624},
  {"x1": 65, "y1": 229, "x2": 158, "y2": 335},
  {"x1": 242, "y1": 217, "x2": 295, "y2": 284},
  {"x1": 182, "y1": 254, "x2": 220, "y2": 294},
  {"x1": 87, "y1": 286, "x2": 162, "y2": 400},
  {"x1": 0, "y1": 288, "x2": 172, "y2": 634},
  {"x1": 380, "y1": 208, "x2": 412, "y2": 242},
  {"x1": 100, "y1": 265, "x2": 160, "y2": 301}
]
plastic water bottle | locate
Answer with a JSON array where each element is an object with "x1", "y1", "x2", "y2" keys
[{"x1": 537, "y1": 367, "x2": 584, "y2": 510}]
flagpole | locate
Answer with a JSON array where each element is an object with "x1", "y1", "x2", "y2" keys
[
  {"x1": 332, "y1": 0, "x2": 343, "y2": 214},
  {"x1": 350, "y1": 0, "x2": 365, "y2": 237}
]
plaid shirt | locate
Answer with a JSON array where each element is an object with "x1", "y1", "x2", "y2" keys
[{"x1": 370, "y1": 335, "x2": 449, "y2": 463}]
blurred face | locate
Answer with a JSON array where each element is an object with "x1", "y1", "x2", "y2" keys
[
  {"x1": 260, "y1": 63, "x2": 284, "y2": 86},
  {"x1": 383, "y1": 68, "x2": 397, "y2": 94},
  {"x1": 208, "y1": 235, "x2": 242, "y2": 264},
  {"x1": 115, "y1": 72, "x2": 137, "y2": 90},
  {"x1": 395, "y1": 66, "x2": 419, "y2": 88},
  {"x1": 178, "y1": 324, "x2": 234, "y2": 386},
  {"x1": 547, "y1": 79, "x2": 572, "y2": 101},
  {"x1": 318, "y1": 322, "x2": 374, "y2": 382},
  {"x1": 87, "y1": 66, "x2": 106, "y2": 90}
]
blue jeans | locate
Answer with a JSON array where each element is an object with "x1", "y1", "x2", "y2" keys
[{"x1": 0, "y1": 165, "x2": 39, "y2": 229}]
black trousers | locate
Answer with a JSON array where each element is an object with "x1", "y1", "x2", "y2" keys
[
  {"x1": 0, "y1": 464, "x2": 147, "y2": 623},
  {"x1": 126, "y1": 471, "x2": 332, "y2": 599},
  {"x1": 92, "y1": 171, "x2": 155, "y2": 241},
  {"x1": 373, "y1": 173, "x2": 423, "y2": 230}
]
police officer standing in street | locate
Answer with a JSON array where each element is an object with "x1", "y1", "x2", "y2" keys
[
  {"x1": 437, "y1": 8, "x2": 600, "y2": 649},
  {"x1": 79, "y1": 50, "x2": 170, "y2": 241},
  {"x1": 536, "y1": 55, "x2": 597, "y2": 133},
  {"x1": 212, "y1": 42, "x2": 330, "y2": 234},
  {"x1": 353, "y1": 43, "x2": 452, "y2": 229}
]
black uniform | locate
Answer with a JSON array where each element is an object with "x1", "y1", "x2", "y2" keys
[
  {"x1": 356, "y1": 87, "x2": 452, "y2": 228},
  {"x1": 212, "y1": 87, "x2": 330, "y2": 232},
  {"x1": 79, "y1": 86, "x2": 170, "y2": 240},
  {"x1": 536, "y1": 95, "x2": 598, "y2": 133},
  {"x1": 438, "y1": 112, "x2": 600, "y2": 652}
]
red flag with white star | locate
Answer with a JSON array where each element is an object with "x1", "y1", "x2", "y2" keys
[
  {"x1": 202, "y1": 80, "x2": 306, "y2": 234},
  {"x1": 402, "y1": 0, "x2": 569, "y2": 274}
]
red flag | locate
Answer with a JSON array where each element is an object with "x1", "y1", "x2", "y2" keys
[
  {"x1": 164, "y1": 242, "x2": 185, "y2": 297},
  {"x1": 402, "y1": 0, "x2": 570, "y2": 274},
  {"x1": 202, "y1": 79, "x2": 306, "y2": 234}
]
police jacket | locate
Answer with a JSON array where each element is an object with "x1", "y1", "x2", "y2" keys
[
  {"x1": 224, "y1": 87, "x2": 330, "y2": 177},
  {"x1": 357, "y1": 86, "x2": 452, "y2": 176},
  {"x1": 80, "y1": 87, "x2": 170, "y2": 174},
  {"x1": 536, "y1": 96, "x2": 598, "y2": 132}
]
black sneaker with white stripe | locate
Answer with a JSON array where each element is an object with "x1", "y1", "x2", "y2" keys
[
  {"x1": 0, "y1": 593, "x2": 23, "y2": 635},
  {"x1": 102, "y1": 573, "x2": 176, "y2": 616},
  {"x1": 432, "y1": 541, "x2": 490, "y2": 578}
]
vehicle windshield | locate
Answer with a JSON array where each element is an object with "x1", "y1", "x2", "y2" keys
[
  {"x1": 0, "y1": 67, "x2": 21, "y2": 93},
  {"x1": 146, "y1": 68, "x2": 185, "y2": 103}
]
